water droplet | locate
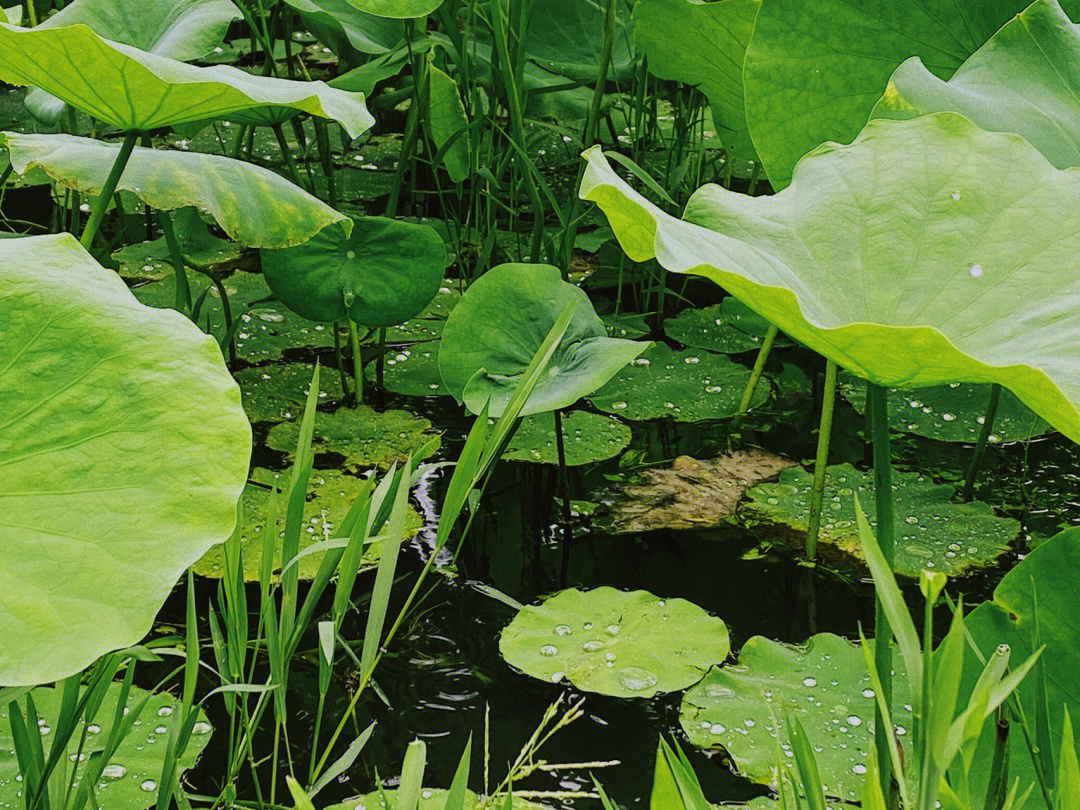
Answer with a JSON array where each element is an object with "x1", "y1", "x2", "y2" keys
[
  {"x1": 803, "y1": 677, "x2": 817, "y2": 687},
  {"x1": 618, "y1": 667, "x2": 658, "y2": 692},
  {"x1": 101, "y1": 765, "x2": 126, "y2": 780},
  {"x1": 550, "y1": 671, "x2": 564, "y2": 683},
  {"x1": 969, "y1": 263, "x2": 984, "y2": 277},
  {"x1": 846, "y1": 715, "x2": 862, "y2": 727},
  {"x1": 709, "y1": 723, "x2": 726, "y2": 735},
  {"x1": 612, "y1": 401, "x2": 628, "y2": 410},
  {"x1": 192, "y1": 722, "x2": 211, "y2": 735},
  {"x1": 861, "y1": 688, "x2": 875, "y2": 698},
  {"x1": 942, "y1": 413, "x2": 956, "y2": 422},
  {"x1": 852, "y1": 764, "x2": 867, "y2": 775},
  {"x1": 539, "y1": 645, "x2": 558, "y2": 656},
  {"x1": 140, "y1": 780, "x2": 157, "y2": 792},
  {"x1": 951, "y1": 191, "x2": 961, "y2": 200},
  {"x1": 605, "y1": 624, "x2": 620, "y2": 635},
  {"x1": 683, "y1": 356, "x2": 700, "y2": 365},
  {"x1": 582, "y1": 640, "x2": 605, "y2": 652}
]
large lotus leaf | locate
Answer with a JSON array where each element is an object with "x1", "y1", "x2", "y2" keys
[
  {"x1": 439, "y1": 263, "x2": 648, "y2": 418},
  {"x1": 133, "y1": 272, "x2": 336, "y2": 363},
  {"x1": 0, "y1": 132, "x2": 347, "y2": 248},
  {"x1": 0, "y1": 683, "x2": 212, "y2": 809},
  {"x1": 329, "y1": 789, "x2": 550, "y2": 809},
  {"x1": 235, "y1": 362, "x2": 341, "y2": 423},
  {"x1": 838, "y1": 374, "x2": 1048, "y2": 444},
  {"x1": 522, "y1": 0, "x2": 636, "y2": 83},
  {"x1": 282, "y1": 0, "x2": 401, "y2": 59},
  {"x1": 957, "y1": 528, "x2": 1080, "y2": 809},
  {"x1": 261, "y1": 216, "x2": 445, "y2": 327},
  {"x1": 588, "y1": 343, "x2": 767, "y2": 421},
  {"x1": 871, "y1": 0, "x2": 1080, "y2": 170},
  {"x1": 740, "y1": 0, "x2": 1080, "y2": 187},
  {"x1": 0, "y1": 21, "x2": 374, "y2": 135},
  {"x1": 499, "y1": 586, "x2": 729, "y2": 698},
  {"x1": 579, "y1": 113, "x2": 1080, "y2": 444},
  {"x1": 742, "y1": 463, "x2": 1019, "y2": 577},
  {"x1": 113, "y1": 208, "x2": 245, "y2": 281},
  {"x1": 192, "y1": 468, "x2": 420, "y2": 580},
  {"x1": 266, "y1": 404, "x2": 439, "y2": 470},
  {"x1": 0, "y1": 234, "x2": 249, "y2": 686},
  {"x1": 341, "y1": 0, "x2": 443, "y2": 19},
  {"x1": 666, "y1": 298, "x2": 791, "y2": 354},
  {"x1": 680, "y1": 634, "x2": 912, "y2": 803},
  {"x1": 502, "y1": 410, "x2": 632, "y2": 465},
  {"x1": 634, "y1": 0, "x2": 758, "y2": 159}
]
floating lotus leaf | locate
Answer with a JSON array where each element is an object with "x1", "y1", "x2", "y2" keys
[
  {"x1": 113, "y1": 208, "x2": 245, "y2": 281},
  {"x1": 192, "y1": 468, "x2": 420, "y2": 580},
  {"x1": 680, "y1": 634, "x2": 912, "y2": 803},
  {"x1": 665, "y1": 298, "x2": 791, "y2": 354},
  {"x1": 838, "y1": 374, "x2": 1048, "y2": 444},
  {"x1": 386, "y1": 317, "x2": 443, "y2": 342},
  {"x1": 634, "y1": 0, "x2": 758, "y2": 158},
  {"x1": 439, "y1": 263, "x2": 648, "y2": 418},
  {"x1": 261, "y1": 216, "x2": 445, "y2": 327},
  {"x1": 588, "y1": 343, "x2": 767, "y2": 422},
  {"x1": 0, "y1": 132, "x2": 348, "y2": 248},
  {"x1": 0, "y1": 21, "x2": 374, "y2": 135},
  {"x1": 0, "y1": 683, "x2": 212, "y2": 809},
  {"x1": 960, "y1": 528, "x2": 1080, "y2": 809},
  {"x1": 502, "y1": 410, "x2": 631, "y2": 466},
  {"x1": 368, "y1": 343, "x2": 449, "y2": 397},
  {"x1": 742, "y1": 463, "x2": 1019, "y2": 577},
  {"x1": 282, "y1": 0, "x2": 401, "y2": 59},
  {"x1": 329, "y1": 790, "x2": 550, "y2": 809},
  {"x1": 235, "y1": 362, "x2": 342, "y2": 423},
  {"x1": 266, "y1": 404, "x2": 439, "y2": 470},
  {"x1": 580, "y1": 114, "x2": 1080, "y2": 444},
  {"x1": 871, "y1": 0, "x2": 1080, "y2": 170},
  {"x1": 133, "y1": 272, "x2": 336, "y2": 363},
  {"x1": 0, "y1": 234, "x2": 250, "y2": 686},
  {"x1": 740, "y1": 0, "x2": 1080, "y2": 187},
  {"x1": 499, "y1": 586, "x2": 729, "y2": 698}
]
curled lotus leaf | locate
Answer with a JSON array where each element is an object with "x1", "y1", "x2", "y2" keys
[{"x1": 580, "y1": 113, "x2": 1080, "y2": 444}]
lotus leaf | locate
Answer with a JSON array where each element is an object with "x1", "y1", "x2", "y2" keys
[
  {"x1": 283, "y1": 0, "x2": 401, "y2": 59},
  {"x1": 0, "y1": 21, "x2": 374, "y2": 135},
  {"x1": 113, "y1": 208, "x2": 245, "y2": 281},
  {"x1": 502, "y1": 410, "x2": 631, "y2": 465},
  {"x1": 341, "y1": 0, "x2": 444, "y2": 19},
  {"x1": 192, "y1": 468, "x2": 421, "y2": 580},
  {"x1": 0, "y1": 132, "x2": 348, "y2": 247},
  {"x1": 522, "y1": 0, "x2": 636, "y2": 83},
  {"x1": 838, "y1": 374, "x2": 1048, "y2": 444},
  {"x1": 266, "y1": 404, "x2": 439, "y2": 469},
  {"x1": 588, "y1": 343, "x2": 767, "y2": 421},
  {"x1": 741, "y1": 0, "x2": 1080, "y2": 187},
  {"x1": 235, "y1": 362, "x2": 342, "y2": 423},
  {"x1": 499, "y1": 586, "x2": 729, "y2": 698},
  {"x1": 871, "y1": 0, "x2": 1080, "y2": 170},
  {"x1": 386, "y1": 317, "x2": 444, "y2": 343},
  {"x1": 0, "y1": 683, "x2": 212, "y2": 809},
  {"x1": 0, "y1": 234, "x2": 249, "y2": 686},
  {"x1": 261, "y1": 216, "x2": 446, "y2": 327},
  {"x1": 426, "y1": 63, "x2": 470, "y2": 183},
  {"x1": 367, "y1": 343, "x2": 449, "y2": 397},
  {"x1": 665, "y1": 298, "x2": 791, "y2": 354},
  {"x1": 328, "y1": 790, "x2": 550, "y2": 809},
  {"x1": 742, "y1": 463, "x2": 1019, "y2": 577},
  {"x1": 680, "y1": 634, "x2": 912, "y2": 803},
  {"x1": 579, "y1": 114, "x2": 1080, "y2": 444},
  {"x1": 633, "y1": 0, "x2": 758, "y2": 159},
  {"x1": 439, "y1": 263, "x2": 647, "y2": 418}
]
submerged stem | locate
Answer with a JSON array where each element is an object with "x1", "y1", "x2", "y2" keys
[
  {"x1": 805, "y1": 360, "x2": 838, "y2": 560},
  {"x1": 349, "y1": 319, "x2": 363, "y2": 407},
  {"x1": 79, "y1": 132, "x2": 138, "y2": 249},
  {"x1": 962, "y1": 383, "x2": 1001, "y2": 502}
]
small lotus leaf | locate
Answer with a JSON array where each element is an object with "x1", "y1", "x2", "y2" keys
[
  {"x1": 0, "y1": 234, "x2": 250, "y2": 686},
  {"x1": 499, "y1": 586, "x2": 729, "y2": 698},
  {"x1": 588, "y1": 343, "x2": 767, "y2": 421},
  {"x1": 0, "y1": 683, "x2": 212, "y2": 809},
  {"x1": 0, "y1": 21, "x2": 374, "y2": 135},
  {"x1": 367, "y1": 343, "x2": 449, "y2": 397},
  {"x1": 665, "y1": 298, "x2": 791, "y2": 354},
  {"x1": 266, "y1": 404, "x2": 439, "y2": 469},
  {"x1": 680, "y1": 633, "x2": 912, "y2": 803},
  {"x1": 580, "y1": 114, "x2": 1080, "y2": 444},
  {"x1": 742, "y1": 463, "x2": 1019, "y2": 577},
  {"x1": 502, "y1": 410, "x2": 631, "y2": 466},
  {"x1": 0, "y1": 132, "x2": 348, "y2": 248},
  {"x1": 838, "y1": 374, "x2": 1048, "y2": 444},
  {"x1": 235, "y1": 362, "x2": 342, "y2": 423},
  {"x1": 261, "y1": 216, "x2": 446, "y2": 326},
  {"x1": 439, "y1": 263, "x2": 648, "y2": 418}
]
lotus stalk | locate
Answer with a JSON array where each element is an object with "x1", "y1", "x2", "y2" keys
[
  {"x1": 805, "y1": 359, "x2": 838, "y2": 559},
  {"x1": 962, "y1": 383, "x2": 1002, "y2": 501},
  {"x1": 79, "y1": 132, "x2": 138, "y2": 248},
  {"x1": 736, "y1": 323, "x2": 777, "y2": 416}
]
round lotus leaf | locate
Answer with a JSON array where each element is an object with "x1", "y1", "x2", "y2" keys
[
  {"x1": 579, "y1": 114, "x2": 1080, "y2": 444},
  {"x1": 266, "y1": 404, "x2": 439, "y2": 470},
  {"x1": 0, "y1": 683, "x2": 213, "y2": 810},
  {"x1": 838, "y1": 374, "x2": 1048, "y2": 444},
  {"x1": 366, "y1": 343, "x2": 449, "y2": 397},
  {"x1": 235, "y1": 362, "x2": 342, "y2": 423},
  {"x1": 742, "y1": 463, "x2": 1019, "y2": 577},
  {"x1": 133, "y1": 271, "x2": 336, "y2": 363},
  {"x1": 666, "y1": 298, "x2": 791, "y2": 354},
  {"x1": 0, "y1": 234, "x2": 250, "y2": 686},
  {"x1": 439, "y1": 263, "x2": 648, "y2": 418},
  {"x1": 261, "y1": 216, "x2": 446, "y2": 327},
  {"x1": 329, "y1": 789, "x2": 550, "y2": 810},
  {"x1": 588, "y1": 343, "x2": 768, "y2": 422},
  {"x1": 499, "y1": 586, "x2": 729, "y2": 698},
  {"x1": 680, "y1": 633, "x2": 912, "y2": 803},
  {"x1": 0, "y1": 133, "x2": 347, "y2": 248},
  {"x1": 740, "y1": 0, "x2": 1080, "y2": 188},
  {"x1": 193, "y1": 468, "x2": 420, "y2": 580},
  {"x1": 871, "y1": 0, "x2": 1080, "y2": 170},
  {"x1": 502, "y1": 410, "x2": 632, "y2": 465}
]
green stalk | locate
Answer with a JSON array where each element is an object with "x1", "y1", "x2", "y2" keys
[
  {"x1": 349, "y1": 319, "x2": 363, "y2": 407},
  {"x1": 271, "y1": 124, "x2": 311, "y2": 192},
  {"x1": 737, "y1": 324, "x2": 778, "y2": 414},
  {"x1": 332, "y1": 322, "x2": 351, "y2": 401},
  {"x1": 962, "y1": 383, "x2": 1001, "y2": 502},
  {"x1": 158, "y1": 210, "x2": 192, "y2": 316},
  {"x1": 868, "y1": 382, "x2": 896, "y2": 800},
  {"x1": 554, "y1": 409, "x2": 574, "y2": 586},
  {"x1": 312, "y1": 118, "x2": 338, "y2": 209},
  {"x1": 805, "y1": 360, "x2": 837, "y2": 559},
  {"x1": 79, "y1": 133, "x2": 138, "y2": 249}
]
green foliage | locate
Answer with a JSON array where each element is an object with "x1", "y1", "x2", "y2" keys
[
  {"x1": 665, "y1": 298, "x2": 790, "y2": 355},
  {"x1": 502, "y1": 410, "x2": 632, "y2": 465}
]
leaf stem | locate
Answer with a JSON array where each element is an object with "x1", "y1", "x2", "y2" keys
[
  {"x1": 349, "y1": 319, "x2": 363, "y2": 407},
  {"x1": 805, "y1": 360, "x2": 837, "y2": 559},
  {"x1": 79, "y1": 132, "x2": 138, "y2": 249},
  {"x1": 158, "y1": 210, "x2": 192, "y2": 316},
  {"x1": 737, "y1": 324, "x2": 778, "y2": 414},
  {"x1": 962, "y1": 383, "x2": 1001, "y2": 502}
]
